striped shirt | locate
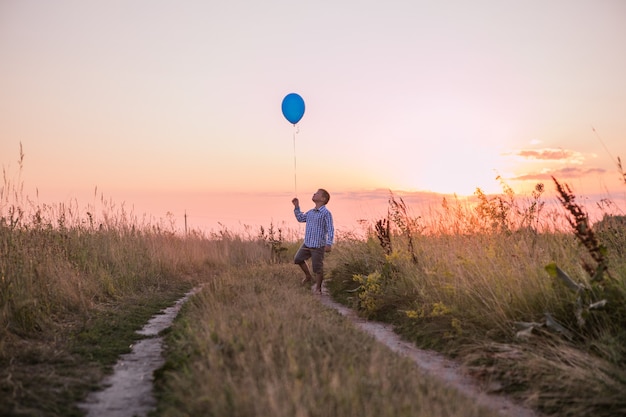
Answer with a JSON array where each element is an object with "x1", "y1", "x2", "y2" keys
[{"x1": 294, "y1": 205, "x2": 334, "y2": 248}]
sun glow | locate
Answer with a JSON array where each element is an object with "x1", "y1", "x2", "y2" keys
[
  {"x1": 423, "y1": 173, "x2": 503, "y2": 197},
  {"x1": 391, "y1": 142, "x2": 509, "y2": 197}
]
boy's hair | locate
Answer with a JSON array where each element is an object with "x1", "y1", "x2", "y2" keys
[{"x1": 319, "y1": 188, "x2": 330, "y2": 204}]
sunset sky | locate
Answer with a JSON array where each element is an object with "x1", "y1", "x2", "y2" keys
[{"x1": 1, "y1": 1, "x2": 625, "y2": 233}]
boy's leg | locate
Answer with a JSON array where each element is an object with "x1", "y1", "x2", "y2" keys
[
  {"x1": 311, "y1": 247, "x2": 325, "y2": 293},
  {"x1": 294, "y1": 246, "x2": 313, "y2": 284},
  {"x1": 314, "y1": 272, "x2": 323, "y2": 293},
  {"x1": 298, "y1": 262, "x2": 313, "y2": 284}
]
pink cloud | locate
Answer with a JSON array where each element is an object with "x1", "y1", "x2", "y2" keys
[
  {"x1": 513, "y1": 166, "x2": 605, "y2": 181},
  {"x1": 514, "y1": 148, "x2": 584, "y2": 164}
]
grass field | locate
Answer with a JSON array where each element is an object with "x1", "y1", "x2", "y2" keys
[
  {"x1": 2, "y1": 170, "x2": 626, "y2": 416},
  {"x1": 153, "y1": 265, "x2": 501, "y2": 417}
]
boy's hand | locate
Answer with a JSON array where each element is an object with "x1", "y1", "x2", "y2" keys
[
  {"x1": 324, "y1": 245, "x2": 332, "y2": 253},
  {"x1": 292, "y1": 198, "x2": 299, "y2": 207}
]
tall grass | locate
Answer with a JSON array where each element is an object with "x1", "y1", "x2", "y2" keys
[
  {"x1": 0, "y1": 200, "x2": 277, "y2": 349},
  {"x1": 327, "y1": 182, "x2": 626, "y2": 416}
]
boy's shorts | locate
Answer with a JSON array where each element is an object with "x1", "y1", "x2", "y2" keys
[{"x1": 294, "y1": 245, "x2": 325, "y2": 274}]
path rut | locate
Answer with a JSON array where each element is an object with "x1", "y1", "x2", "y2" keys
[
  {"x1": 319, "y1": 292, "x2": 541, "y2": 417},
  {"x1": 78, "y1": 288, "x2": 200, "y2": 417}
]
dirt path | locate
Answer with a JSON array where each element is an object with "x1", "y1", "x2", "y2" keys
[
  {"x1": 78, "y1": 288, "x2": 200, "y2": 417},
  {"x1": 318, "y1": 292, "x2": 541, "y2": 417},
  {"x1": 77, "y1": 286, "x2": 540, "y2": 417}
]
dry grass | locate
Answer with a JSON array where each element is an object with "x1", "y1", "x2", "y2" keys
[
  {"x1": 0, "y1": 213, "x2": 271, "y2": 348},
  {"x1": 155, "y1": 265, "x2": 500, "y2": 417},
  {"x1": 0, "y1": 210, "x2": 280, "y2": 415},
  {"x1": 327, "y1": 187, "x2": 626, "y2": 417}
]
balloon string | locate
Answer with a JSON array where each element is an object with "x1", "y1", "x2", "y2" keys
[{"x1": 293, "y1": 125, "x2": 298, "y2": 197}]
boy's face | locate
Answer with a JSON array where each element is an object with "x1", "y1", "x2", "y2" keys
[{"x1": 312, "y1": 189, "x2": 325, "y2": 203}]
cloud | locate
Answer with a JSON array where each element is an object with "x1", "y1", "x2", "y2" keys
[
  {"x1": 514, "y1": 148, "x2": 585, "y2": 164},
  {"x1": 334, "y1": 188, "x2": 454, "y2": 204},
  {"x1": 512, "y1": 166, "x2": 606, "y2": 181}
]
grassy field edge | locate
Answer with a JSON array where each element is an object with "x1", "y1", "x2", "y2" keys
[{"x1": 0, "y1": 282, "x2": 193, "y2": 417}]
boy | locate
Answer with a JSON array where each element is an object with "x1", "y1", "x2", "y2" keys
[{"x1": 292, "y1": 189, "x2": 334, "y2": 293}]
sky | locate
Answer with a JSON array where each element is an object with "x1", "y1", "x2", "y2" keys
[{"x1": 1, "y1": 0, "x2": 625, "y2": 234}]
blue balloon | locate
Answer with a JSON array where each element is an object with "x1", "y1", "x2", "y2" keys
[{"x1": 281, "y1": 93, "x2": 305, "y2": 125}]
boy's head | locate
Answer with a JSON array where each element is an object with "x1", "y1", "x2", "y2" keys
[{"x1": 316, "y1": 188, "x2": 330, "y2": 204}]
